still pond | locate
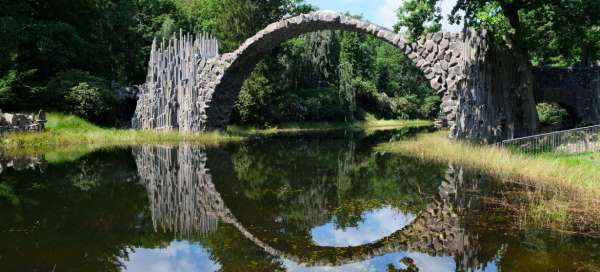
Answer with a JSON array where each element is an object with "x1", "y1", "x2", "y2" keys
[{"x1": 1, "y1": 129, "x2": 600, "y2": 271}]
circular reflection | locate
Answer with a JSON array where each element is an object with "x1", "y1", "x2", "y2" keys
[{"x1": 310, "y1": 206, "x2": 416, "y2": 247}]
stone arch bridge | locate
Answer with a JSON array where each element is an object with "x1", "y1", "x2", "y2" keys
[{"x1": 133, "y1": 11, "x2": 540, "y2": 143}]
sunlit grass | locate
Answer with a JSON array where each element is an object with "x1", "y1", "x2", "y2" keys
[
  {"x1": 2, "y1": 112, "x2": 430, "y2": 160},
  {"x1": 228, "y1": 117, "x2": 431, "y2": 136},
  {"x1": 376, "y1": 130, "x2": 600, "y2": 235},
  {"x1": 1, "y1": 113, "x2": 243, "y2": 149}
]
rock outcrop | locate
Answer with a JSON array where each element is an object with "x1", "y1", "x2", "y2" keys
[{"x1": 0, "y1": 110, "x2": 46, "y2": 135}]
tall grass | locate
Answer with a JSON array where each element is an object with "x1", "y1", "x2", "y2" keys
[
  {"x1": 1, "y1": 113, "x2": 429, "y2": 158},
  {"x1": 376, "y1": 130, "x2": 600, "y2": 235},
  {"x1": 228, "y1": 118, "x2": 431, "y2": 136},
  {"x1": 1, "y1": 113, "x2": 242, "y2": 149}
]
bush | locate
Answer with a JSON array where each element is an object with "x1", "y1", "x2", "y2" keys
[
  {"x1": 419, "y1": 95, "x2": 442, "y2": 119},
  {"x1": 46, "y1": 69, "x2": 121, "y2": 125},
  {"x1": 392, "y1": 96, "x2": 419, "y2": 119},
  {"x1": 537, "y1": 103, "x2": 570, "y2": 125},
  {"x1": 65, "y1": 82, "x2": 119, "y2": 124},
  {"x1": 353, "y1": 78, "x2": 394, "y2": 118}
]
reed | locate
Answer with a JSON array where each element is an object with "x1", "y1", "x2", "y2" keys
[
  {"x1": 376, "y1": 130, "x2": 600, "y2": 235},
  {"x1": 228, "y1": 118, "x2": 431, "y2": 136},
  {"x1": 1, "y1": 113, "x2": 242, "y2": 148}
]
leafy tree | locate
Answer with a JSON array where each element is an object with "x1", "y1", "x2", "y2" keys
[
  {"x1": 338, "y1": 60, "x2": 356, "y2": 122},
  {"x1": 393, "y1": 0, "x2": 442, "y2": 40},
  {"x1": 302, "y1": 31, "x2": 341, "y2": 88}
]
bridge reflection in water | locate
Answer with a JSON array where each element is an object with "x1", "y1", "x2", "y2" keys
[
  {"x1": 132, "y1": 142, "x2": 495, "y2": 271},
  {"x1": 3, "y1": 133, "x2": 600, "y2": 271}
]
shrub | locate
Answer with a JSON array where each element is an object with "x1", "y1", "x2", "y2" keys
[
  {"x1": 46, "y1": 69, "x2": 121, "y2": 125},
  {"x1": 65, "y1": 82, "x2": 119, "y2": 124},
  {"x1": 537, "y1": 103, "x2": 569, "y2": 125},
  {"x1": 419, "y1": 95, "x2": 442, "y2": 119}
]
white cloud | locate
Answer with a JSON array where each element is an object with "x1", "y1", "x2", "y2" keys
[
  {"x1": 311, "y1": 206, "x2": 416, "y2": 247},
  {"x1": 121, "y1": 241, "x2": 221, "y2": 272},
  {"x1": 372, "y1": 0, "x2": 463, "y2": 31},
  {"x1": 375, "y1": 0, "x2": 403, "y2": 29}
]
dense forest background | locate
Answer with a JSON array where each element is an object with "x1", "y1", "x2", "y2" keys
[{"x1": 1, "y1": 0, "x2": 598, "y2": 127}]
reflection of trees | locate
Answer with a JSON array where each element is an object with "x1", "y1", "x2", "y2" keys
[
  {"x1": 0, "y1": 149, "x2": 156, "y2": 272},
  {"x1": 2, "y1": 137, "x2": 600, "y2": 271},
  {"x1": 223, "y1": 132, "x2": 454, "y2": 263}
]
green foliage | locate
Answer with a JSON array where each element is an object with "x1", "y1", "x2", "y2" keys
[
  {"x1": 393, "y1": 0, "x2": 442, "y2": 41},
  {"x1": 1, "y1": 0, "x2": 443, "y2": 127},
  {"x1": 338, "y1": 61, "x2": 356, "y2": 122},
  {"x1": 395, "y1": 0, "x2": 600, "y2": 66},
  {"x1": 474, "y1": 2, "x2": 513, "y2": 41},
  {"x1": 46, "y1": 70, "x2": 121, "y2": 125},
  {"x1": 210, "y1": 0, "x2": 300, "y2": 52},
  {"x1": 234, "y1": 62, "x2": 279, "y2": 126},
  {"x1": 65, "y1": 83, "x2": 119, "y2": 124},
  {"x1": 536, "y1": 103, "x2": 569, "y2": 125}
]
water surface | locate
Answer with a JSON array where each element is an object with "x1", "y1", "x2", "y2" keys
[{"x1": 1, "y1": 129, "x2": 600, "y2": 271}]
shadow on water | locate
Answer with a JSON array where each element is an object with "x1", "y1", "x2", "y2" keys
[{"x1": 1, "y1": 128, "x2": 600, "y2": 271}]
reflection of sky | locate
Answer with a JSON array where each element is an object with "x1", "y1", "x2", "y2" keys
[
  {"x1": 120, "y1": 241, "x2": 221, "y2": 272},
  {"x1": 284, "y1": 251, "x2": 501, "y2": 272},
  {"x1": 311, "y1": 206, "x2": 416, "y2": 247},
  {"x1": 283, "y1": 252, "x2": 456, "y2": 272}
]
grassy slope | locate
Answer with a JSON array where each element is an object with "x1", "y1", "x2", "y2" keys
[{"x1": 376, "y1": 130, "x2": 600, "y2": 235}]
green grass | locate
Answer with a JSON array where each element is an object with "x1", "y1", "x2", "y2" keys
[
  {"x1": 376, "y1": 130, "x2": 600, "y2": 235},
  {"x1": 1, "y1": 112, "x2": 429, "y2": 159},
  {"x1": 1, "y1": 113, "x2": 243, "y2": 150},
  {"x1": 228, "y1": 116, "x2": 431, "y2": 136}
]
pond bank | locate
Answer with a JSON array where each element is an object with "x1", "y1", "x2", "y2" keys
[
  {"x1": 1, "y1": 113, "x2": 430, "y2": 155},
  {"x1": 376, "y1": 131, "x2": 600, "y2": 236},
  {"x1": 228, "y1": 119, "x2": 432, "y2": 136},
  {"x1": 0, "y1": 113, "x2": 242, "y2": 149}
]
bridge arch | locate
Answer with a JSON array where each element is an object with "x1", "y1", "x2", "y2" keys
[{"x1": 201, "y1": 11, "x2": 467, "y2": 130}]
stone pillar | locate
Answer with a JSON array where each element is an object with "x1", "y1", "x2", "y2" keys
[
  {"x1": 451, "y1": 29, "x2": 539, "y2": 143},
  {"x1": 37, "y1": 110, "x2": 46, "y2": 131}
]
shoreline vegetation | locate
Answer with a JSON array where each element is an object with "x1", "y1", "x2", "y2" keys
[
  {"x1": 228, "y1": 117, "x2": 432, "y2": 136},
  {"x1": 0, "y1": 113, "x2": 430, "y2": 154},
  {"x1": 1, "y1": 113, "x2": 243, "y2": 149},
  {"x1": 376, "y1": 131, "x2": 600, "y2": 236},
  {"x1": 4, "y1": 113, "x2": 600, "y2": 236}
]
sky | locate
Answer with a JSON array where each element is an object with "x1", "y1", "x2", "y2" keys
[{"x1": 304, "y1": 0, "x2": 462, "y2": 32}]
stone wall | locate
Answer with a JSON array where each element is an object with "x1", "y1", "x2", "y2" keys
[
  {"x1": 451, "y1": 29, "x2": 539, "y2": 143},
  {"x1": 533, "y1": 66, "x2": 600, "y2": 125},
  {"x1": 0, "y1": 110, "x2": 46, "y2": 135}
]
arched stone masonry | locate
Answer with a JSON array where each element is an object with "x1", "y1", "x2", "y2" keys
[
  {"x1": 201, "y1": 11, "x2": 467, "y2": 132},
  {"x1": 133, "y1": 11, "x2": 539, "y2": 143},
  {"x1": 133, "y1": 11, "x2": 468, "y2": 132}
]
